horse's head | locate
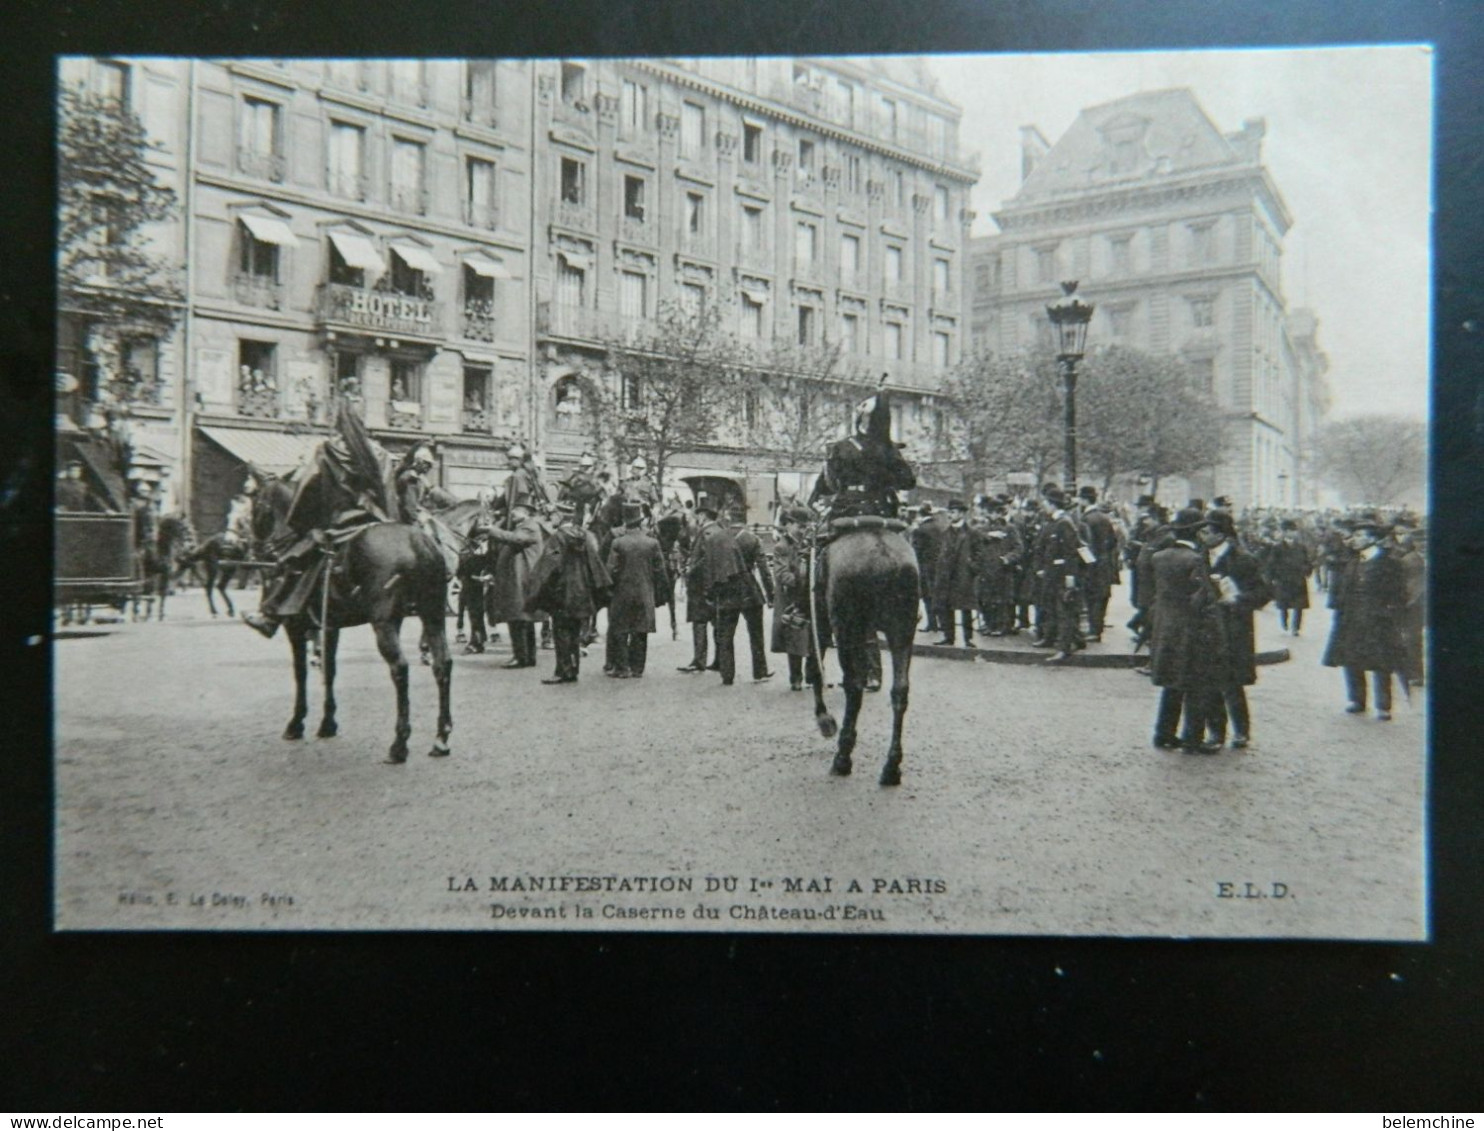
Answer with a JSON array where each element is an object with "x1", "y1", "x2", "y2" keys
[{"x1": 249, "y1": 473, "x2": 294, "y2": 544}]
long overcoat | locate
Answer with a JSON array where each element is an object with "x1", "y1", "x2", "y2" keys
[
  {"x1": 526, "y1": 522, "x2": 611, "y2": 620},
  {"x1": 1262, "y1": 539, "x2": 1312, "y2": 609},
  {"x1": 687, "y1": 519, "x2": 748, "y2": 615},
  {"x1": 1322, "y1": 548, "x2": 1407, "y2": 673},
  {"x1": 1207, "y1": 542, "x2": 1272, "y2": 687},
  {"x1": 605, "y1": 527, "x2": 669, "y2": 635},
  {"x1": 934, "y1": 521, "x2": 979, "y2": 610},
  {"x1": 484, "y1": 515, "x2": 547, "y2": 623},
  {"x1": 735, "y1": 527, "x2": 775, "y2": 609},
  {"x1": 973, "y1": 524, "x2": 1022, "y2": 607},
  {"x1": 1081, "y1": 508, "x2": 1120, "y2": 594},
  {"x1": 910, "y1": 514, "x2": 949, "y2": 601},
  {"x1": 769, "y1": 532, "x2": 812, "y2": 656},
  {"x1": 1147, "y1": 540, "x2": 1219, "y2": 691}
]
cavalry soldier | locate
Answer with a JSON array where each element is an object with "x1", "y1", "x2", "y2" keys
[
  {"x1": 621, "y1": 455, "x2": 660, "y2": 517},
  {"x1": 499, "y1": 443, "x2": 546, "y2": 526},
  {"x1": 557, "y1": 451, "x2": 603, "y2": 528},
  {"x1": 808, "y1": 382, "x2": 916, "y2": 519},
  {"x1": 603, "y1": 501, "x2": 670, "y2": 678},
  {"x1": 395, "y1": 445, "x2": 436, "y2": 524}
]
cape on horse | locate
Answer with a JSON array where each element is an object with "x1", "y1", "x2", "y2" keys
[
  {"x1": 252, "y1": 474, "x2": 453, "y2": 764},
  {"x1": 807, "y1": 519, "x2": 920, "y2": 786}
]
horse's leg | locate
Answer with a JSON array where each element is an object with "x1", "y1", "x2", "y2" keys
[
  {"x1": 808, "y1": 650, "x2": 837, "y2": 738},
  {"x1": 424, "y1": 615, "x2": 453, "y2": 758},
  {"x1": 219, "y1": 564, "x2": 236, "y2": 618},
  {"x1": 881, "y1": 635, "x2": 912, "y2": 787},
  {"x1": 284, "y1": 622, "x2": 308, "y2": 740},
  {"x1": 201, "y1": 561, "x2": 218, "y2": 616},
  {"x1": 316, "y1": 626, "x2": 339, "y2": 738},
  {"x1": 373, "y1": 618, "x2": 412, "y2": 764},
  {"x1": 832, "y1": 641, "x2": 864, "y2": 778}
]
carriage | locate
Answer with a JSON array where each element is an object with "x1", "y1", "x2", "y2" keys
[{"x1": 54, "y1": 433, "x2": 144, "y2": 617}]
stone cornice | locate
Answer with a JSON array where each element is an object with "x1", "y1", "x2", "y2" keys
[{"x1": 994, "y1": 168, "x2": 1290, "y2": 234}]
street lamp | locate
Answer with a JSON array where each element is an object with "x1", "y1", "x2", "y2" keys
[{"x1": 1045, "y1": 280, "x2": 1095, "y2": 492}]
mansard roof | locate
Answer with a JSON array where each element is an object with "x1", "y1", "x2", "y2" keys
[{"x1": 1014, "y1": 88, "x2": 1250, "y2": 202}]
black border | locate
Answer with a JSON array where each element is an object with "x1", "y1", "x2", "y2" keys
[{"x1": 4, "y1": 0, "x2": 1482, "y2": 1110}]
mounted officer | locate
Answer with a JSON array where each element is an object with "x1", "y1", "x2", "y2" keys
[{"x1": 808, "y1": 378, "x2": 917, "y2": 520}]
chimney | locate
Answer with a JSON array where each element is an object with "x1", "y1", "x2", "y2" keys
[
  {"x1": 1227, "y1": 117, "x2": 1267, "y2": 162},
  {"x1": 1020, "y1": 125, "x2": 1050, "y2": 182}
]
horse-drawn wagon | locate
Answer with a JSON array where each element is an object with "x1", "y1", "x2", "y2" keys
[{"x1": 55, "y1": 509, "x2": 142, "y2": 608}]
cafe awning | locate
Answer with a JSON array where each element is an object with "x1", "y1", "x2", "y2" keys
[
  {"x1": 391, "y1": 242, "x2": 443, "y2": 276},
  {"x1": 328, "y1": 230, "x2": 386, "y2": 274},
  {"x1": 239, "y1": 213, "x2": 300, "y2": 247},
  {"x1": 198, "y1": 425, "x2": 323, "y2": 477}
]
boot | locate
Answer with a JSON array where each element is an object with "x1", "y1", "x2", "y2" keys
[{"x1": 243, "y1": 611, "x2": 280, "y2": 639}]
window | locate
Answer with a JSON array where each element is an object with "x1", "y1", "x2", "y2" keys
[
  {"x1": 328, "y1": 121, "x2": 366, "y2": 200},
  {"x1": 1035, "y1": 245, "x2": 1058, "y2": 285},
  {"x1": 389, "y1": 359, "x2": 424, "y2": 408},
  {"x1": 93, "y1": 60, "x2": 130, "y2": 105},
  {"x1": 620, "y1": 79, "x2": 648, "y2": 137},
  {"x1": 934, "y1": 185, "x2": 950, "y2": 223},
  {"x1": 620, "y1": 371, "x2": 642, "y2": 413},
  {"x1": 560, "y1": 156, "x2": 585, "y2": 205},
  {"x1": 798, "y1": 138, "x2": 816, "y2": 176},
  {"x1": 1108, "y1": 305, "x2": 1132, "y2": 339},
  {"x1": 885, "y1": 244, "x2": 903, "y2": 283},
  {"x1": 1190, "y1": 356, "x2": 1216, "y2": 396},
  {"x1": 797, "y1": 303, "x2": 816, "y2": 346},
  {"x1": 743, "y1": 121, "x2": 763, "y2": 164},
  {"x1": 333, "y1": 350, "x2": 361, "y2": 398},
  {"x1": 884, "y1": 321, "x2": 904, "y2": 360},
  {"x1": 391, "y1": 59, "x2": 426, "y2": 106},
  {"x1": 680, "y1": 281, "x2": 706, "y2": 318},
  {"x1": 388, "y1": 247, "x2": 428, "y2": 297},
  {"x1": 237, "y1": 340, "x2": 279, "y2": 416},
  {"x1": 1190, "y1": 296, "x2": 1215, "y2": 328},
  {"x1": 465, "y1": 61, "x2": 497, "y2": 121},
  {"x1": 620, "y1": 270, "x2": 648, "y2": 319},
  {"x1": 840, "y1": 233, "x2": 860, "y2": 278},
  {"x1": 623, "y1": 175, "x2": 646, "y2": 222},
  {"x1": 391, "y1": 137, "x2": 427, "y2": 214},
  {"x1": 845, "y1": 153, "x2": 863, "y2": 196},
  {"x1": 121, "y1": 337, "x2": 159, "y2": 398},
  {"x1": 1111, "y1": 138, "x2": 1139, "y2": 174},
  {"x1": 795, "y1": 221, "x2": 818, "y2": 269},
  {"x1": 839, "y1": 312, "x2": 860, "y2": 353},
  {"x1": 560, "y1": 61, "x2": 587, "y2": 106},
  {"x1": 741, "y1": 293, "x2": 765, "y2": 339},
  {"x1": 556, "y1": 255, "x2": 586, "y2": 307},
  {"x1": 681, "y1": 102, "x2": 706, "y2": 156},
  {"x1": 835, "y1": 78, "x2": 854, "y2": 127},
  {"x1": 880, "y1": 96, "x2": 898, "y2": 141},
  {"x1": 1189, "y1": 222, "x2": 1216, "y2": 264},
  {"x1": 933, "y1": 257, "x2": 950, "y2": 297},
  {"x1": 1109, "y1": 234, "x2": 1132, "y2": 275},
  {"x1": 685, "y1": 191, "x2": 705, "y2": 236},
  {"x1": 933, "y1": 331, "x2": 950, "y2": 368},
  {"x1": 740, "y1": 204, "x2": 763, "y2": 250},
  {"x1": 466, "y1": 157, "x2": 497, "y2": 228},
  {"x1": 238, "y1": 97, "x2": 282, "y2": 180},
  {"x1": 463, "y1": 264, "x2": 494, "y2": 317},
  {"x1": 462, "y1": 366, "x2": 492, "y2": 429},
  {"x1": 238, "y1": 221, "x2": 279, "y2": 280},
  {"x1": 893, "y1": 170, "x2": 906, "y2": 209}
]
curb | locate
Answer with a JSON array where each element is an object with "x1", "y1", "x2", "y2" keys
[{"x1": 912, "y1": 642, "x2": 1291, "y2": 668}]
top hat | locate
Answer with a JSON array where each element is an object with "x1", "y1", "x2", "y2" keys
[
  {"x1": 1350, "y1": 511, "x2": 1389, "y2": 535},
  {"x1": 1203, "y1": 510, "x2": 1238, "y2": 540},
  {"x1": 1078, "y1": 485, "x2": 1098, "y2": 503},
  {"x1": 1170, "y1": 506, "x2": 1207, "y2": 532},
  {"x1": 1042, "y1": 487, "x2": 1069, "y2": 509},
  {"x1": 621, "y1": 501, "x2": 645, "y2": 522}
]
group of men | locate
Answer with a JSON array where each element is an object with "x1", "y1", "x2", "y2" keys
[{"x1": 908, "y1": 484, "x2": 1120, "y2": 664}]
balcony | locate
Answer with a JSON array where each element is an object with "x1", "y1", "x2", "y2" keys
[
  {"x1": 237, "y1": 382, "x2": 282, "y2": 420},
  {"x1": 390, "y1": 184, "x2": 430, "y2": 216},
  {"x1": 880, "y1": 356, "x2": 947, "y2": 391},
  {"x1": 537, "y1": 301, "x2": 654, "y2": 344},
  {"x1": 461, "y1": 300, "x2": 496, "y2": 342},
  {"x1": 328, "y1": 170, "x2": 369, "y2": 202},
  {"x1": 554, "y1": 199, "x2": 596, "y2": 232},
  {"x1": 236, "y1": 147, "x2": 286, "y2": 183},
  {"x1": 461, "y1": 406, "x2": 492, "y2": 434},
  {"x1": 464, "y1": 200, "x2": 499, "y2": 231},
  {"x1": 232, "y1": 273, "x2": 284, "y2": 311},
  {"x1": 386, "y1": 399, "x2": 423, "y2": 430},
  {"x1": 316, "y1": 283, "x2": 442, "y2": 338}
]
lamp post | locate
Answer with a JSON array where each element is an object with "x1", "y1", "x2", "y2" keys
[{"x1": 1045, "y1": 280, "x2": 1095, "y2": 492}]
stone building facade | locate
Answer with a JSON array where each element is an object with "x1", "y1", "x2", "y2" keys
[{"x1": 968, "y1": 88, "x2": 1329, "y2": 506}]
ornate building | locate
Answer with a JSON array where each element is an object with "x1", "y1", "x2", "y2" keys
[{"x1": 969, "y1": 88, "x2": 1329, "y2": 506}]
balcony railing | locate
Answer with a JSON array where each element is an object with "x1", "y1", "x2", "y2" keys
[
  {"x1": 463, "y1": 200, "x2": 499, "y2": 231},
  {"x1": 462, "y1": 301, "x2": 496, "y2": 342},
  {"x1": 236, "y1": 147, "x2": 286, "y2": 183},
  {"x1": 238, "y1": 384, "x2": 282, "y2": 420},
  {"x1": 461, "y1": 407, "x2": 492, "y2": 434},
  {"x1": 879, "y1": 356, "x2": 947, "y2": 390},
  {"x1": 328, "y1": 170, "x2": 369, "y2": 202},
  {"x1": 390, "y1": 184, "x2": 430, "y2": 216},
  {"x1": 232, "y1": 273, "x2": 284, "y2": 311},
  {"x1": 554, "y1": 199, "x2": 596, "y2": 232},
  {"x1": 386, "y1": 399, "x2": 423, "y2": 429},
  {"x1": 537, "y1": 301, "x2": 655, "y2": 344},
  {"x1": 316, "y1": 283, "x2": 441, "y2": 337}
]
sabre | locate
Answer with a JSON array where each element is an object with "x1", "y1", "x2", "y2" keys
[{"x1": 807, "y1": 524, "x2": 825, "y2": 686}]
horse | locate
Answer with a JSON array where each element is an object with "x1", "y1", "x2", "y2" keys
[
  {"x1": 174, "y1": 530, "x2": 256, "y2": 617},
  {"x1": 806, "y1": 522, "x2": 920, "y2": 786},
  {"x1": 250, "y1": 473, "x2": 454, "y2": 765},
  {"x1": 131, "y1": 513, "x2": 196, "y2": 621}
]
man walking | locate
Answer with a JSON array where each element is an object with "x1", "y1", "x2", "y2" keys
[
  {"x1": 1197, "y1": 509, "x2": 1271, "y2": 749},
  {"x1": 604, "y1": 501, "x2": 669, "y2": 678},
  {"x1": 683, "y1": 501, "x2": 748, "y2": 685},
  {"x1": 733, "y1": 513, "x2": 775, "y2": 682},
  {"x1": 1077, "y1": 486, "x2": 1119, "y2": 644},
  {"x1": 1323, "y1": 515, "x2": 1407, "y2": 720},
  {"x1": 1262, "y1": 519, "x2": 1313, "y2": 636},
  {"x1": 1148, "y1": 507, "x2": 1220, "y2": 752}
]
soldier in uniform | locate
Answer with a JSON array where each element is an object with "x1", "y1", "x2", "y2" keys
[
  {"x1": 603, "y1": 501, "x2": 670, "y2": 678},
  {"x1": 622, "y1": 455, "x2": 660, "y2": 517},
  {"x1": 808, "y1": 383, "x2": 916, "y2": 519},
  {"x1": 558, "y1": 451, "x2": 603, "y2": 528},
  {"x1": 394, "y1": 445, "x2": 436, "y2": 524},
  {"x1": 499, "y1": 443, "x2": 546, "y2": 525}
]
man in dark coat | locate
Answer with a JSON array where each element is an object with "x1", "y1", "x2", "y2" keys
[
  {"x1": 1393, "y1": 520, "x2": 1426, "y2": 686},
  {"x1": 484, "y1": 501, "x2": 547, "y2": 668},
  {"x1": 932, "y1": 499, "x2": 977, "y2": 646},
  {"x1": 1197, "y1": 510, "x2": 1272, "y2": 748},
  {"x1": 974, "y1": 502, "x2": 1023, "y2": 637},
  {"x1": 557, "y1": 451, "x2": 603, "y2": 528},
  {"x1": 682, "y1": 502, "x2": 750, "y2": 685},
  {"x1": 808, "y1": 383, "x2": 916, "y2": 519},
  {"x1": 604, "y1": 502, "x2": 669, "y2": 678},
  {"x1": 910, "y1": 504, "x2": 948, "y2": 632},
  {"x1": 1033, "y1": 486, "x2": 1087, "y2": 664},
  {"x1": 499, "y1": 443, "x2": 547, "y2": 525},
  {"x1": 1323, "y1": 517, "x2": 1407, "y2": 720},
  {"x1": 1147, "y1": 507, "x2": 1221, "y2": 752},
  {"x1": 1078, "y1": 486, "x2": 1119, "y2": 643},
  {"x1": 733, "y1": 515, "x2": 776, "y2": 682},
  {"x1": 1261, "y1": 519, "x2": 1312, "y2": 635},
  {"x1": 770, "y1": 505, "x2": 816, "y2": 691},
  {"x1": 526, "y1": 498, "x2": 610, "y2": 684}
]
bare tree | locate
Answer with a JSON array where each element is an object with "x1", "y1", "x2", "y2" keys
[
  {"x1": 939, "y1": 349, "x2": 1065, "y2": 490},
  {"x1": 748, "y1": 338, "x2": 874, "y2": 470},
  {"x1": 1310, "y1": 414, "x2": 1427, "y2": 506}
]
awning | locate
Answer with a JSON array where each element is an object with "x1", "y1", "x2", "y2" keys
[
  {"x1": 391, "y1": 242, "x2": 443, "y2": 276},
  {"x1": 328, "y1": 230, "x2": 386, "y2": 274},
  {"x1": 128, "y1": 443, "x2": 175, "y2": 470},
  {"x1": 239, "y1": 213, "x2": 300, "y2": 247},
  {"x1": 463, "y1": 252, "x2": 511, "y2": 279},
  {"x1": 199, "y1": 425, "x2": 323, "y2": 477},
  {"x1": 67, "y1": 436, "x2": 129, "y2": 511},
  {"x1": 558, "y1": 250, "x2": 592, "y2": 272}
]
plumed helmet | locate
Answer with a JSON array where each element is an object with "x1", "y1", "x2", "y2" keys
[
  {"x1": 854, "y1": 395, "x2": 878, "y2": 434},
  {"x1": 411, "y1": 445, "x2": 434, "y2": 469},
  {"x1": 506, "y1": 442, "x2": 527, "y2": 460}
]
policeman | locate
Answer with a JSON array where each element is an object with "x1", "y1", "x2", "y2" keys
[{"x1": 808, "y1": 380, "x2": 916, "y2": 519}]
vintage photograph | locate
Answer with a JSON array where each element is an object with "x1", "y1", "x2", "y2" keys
[{"x1": 52, "y1": 47, "x2": 1431, "y2": 936}]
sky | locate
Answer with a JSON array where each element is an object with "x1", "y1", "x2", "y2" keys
[{"x1": 920, "y1": 46, "x2": 1433, "y2": 421}]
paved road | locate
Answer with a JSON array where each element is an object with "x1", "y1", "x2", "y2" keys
[{"x1": 54, "y1": 583, "x2": 1425, "y2": 937}]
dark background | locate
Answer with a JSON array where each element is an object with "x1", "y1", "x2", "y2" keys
[{"x1": 3, "y1": 0, "x2": 1481, "y2": 1110}]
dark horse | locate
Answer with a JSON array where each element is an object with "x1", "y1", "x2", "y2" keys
[
  {"x1": 251, "y1": 474, "x2": 453, "y2": 764},
  {"x1": 175, "y1": 530, "x2": 255, "y2": 617},
  {"x1": 131, "y1": 513, "x2": 195, "y2": 621},
  {"x1": 807, "y1": 524, "x2": 920, "y2": 785}
]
